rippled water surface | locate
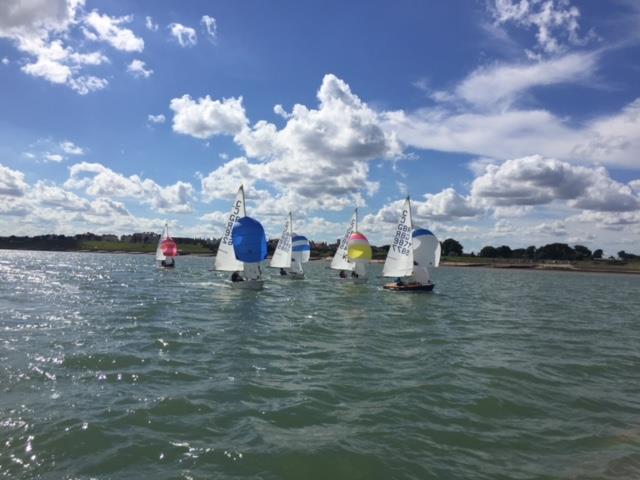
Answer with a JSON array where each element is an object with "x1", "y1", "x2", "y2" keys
[{"x1": 1, "y1": 250, "x2": 640, "y2": 479}]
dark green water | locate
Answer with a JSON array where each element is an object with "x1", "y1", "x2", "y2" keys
[{"x1": 1, "y1": 250, "x2": 639, "y2": 479}]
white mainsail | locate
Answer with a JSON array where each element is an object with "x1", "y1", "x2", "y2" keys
[
  {"x1": 382, "y1": 197, "x2": 414, "y2": 278},
  {"x1": 155, "y1": 223, "x2": 167, "y2": 262},
  {"x1": 214, "y1": 186, "x2": 246, "y2": 271},
  {"x1": 270, "y1": 212, "x2": 293, "y2": 269},
  {"x1": 331, "y1": 208, "x2": 357, "y2": 271}
]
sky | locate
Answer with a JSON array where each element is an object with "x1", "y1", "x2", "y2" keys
[{"x1": 1, "y1": 0, "x2": 639, "y2": 255}]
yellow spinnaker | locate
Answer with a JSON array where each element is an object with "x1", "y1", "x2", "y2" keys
[{"x1": 347, "y1": 231, "x2": 372, "y2": 261}]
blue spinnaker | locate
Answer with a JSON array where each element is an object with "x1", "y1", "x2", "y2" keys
[{"x1": 232, "y1": 217, "x2": 268, "y2": 263}]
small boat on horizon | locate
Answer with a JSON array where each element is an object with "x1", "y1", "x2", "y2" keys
[
  {"x1": 156, "y1": 222, "x2": 177, "y2": 268},
  {"x1": 382, "y1": 196, "x2": 441, "y2": 292}
]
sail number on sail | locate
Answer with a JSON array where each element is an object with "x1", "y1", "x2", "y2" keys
[
  {"x1": 392, "y1": 209, "x2": 411, "y2": 255},
  {"x1": 222, "y1": 199, "x2": 243, "y2": 246}
]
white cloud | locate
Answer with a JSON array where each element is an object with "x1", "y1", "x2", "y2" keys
[
  {"x1": 65, "y1": 161, "x2": 195, "y2": 213},
  {"x1": 415, "y1": 188, "x2": 482, "y2": 220},
  {"x1": 83, "y1": 10, "x2": 144, "y2": 52},
  {"x1": 127, "y1": 59, "x2": 153, "y2": 78},
  {"x1": 60, "y1": 140, "x2": 84, "y2": 155},
  {"x1": 0, "y1": 163, "x2": 29, "y2": 197},
  {"x1": 147, "y1": 114, "x2": 166, "y2": 124},
  {"x1": 170, "y1": 94, "x2": 248, "y2": 139},
  {"x1": 273, "y1": 104, "x2": 291, "y2": 119},
  {"x1": 201, "y1": 15, "x2": 217, "y2": 40},
  {"x1": 491, "y1": 0, "x2": 587, "y2": 54},
  {"x1": 168, "y1": 23, "x2": 197, "y2": 47},
  {"x1": 470, "y1": 155, "x2": 639, "y2": 212},
  {"x1": 0, "y1": 1, "x2": 115, "y2": 95},
  {"x1": 1, "y1": 57, "x2": 8, "y2": 64},
  {"x1": 450, "y1": 51, "x2": 597, "y2": 109},
  {"x1": 33, "y1": 181, "x2": 90, "y2": 211},
  {"x1": 68, "y1": 75, "x2": 108, "y2": 95},
  {"x1": 145, "y1": 16, "x2": 158, "y2": 32},
  {"x1": 44, "y1": 153, "x2": 64, "y2": 162}
]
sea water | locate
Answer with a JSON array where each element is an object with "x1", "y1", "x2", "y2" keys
[{"x1": 1, "y1": 250, "x2": 639, "y2": 479}]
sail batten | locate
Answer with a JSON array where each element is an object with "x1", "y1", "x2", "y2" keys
[{"x1": 215, "y1": 186, "x2": 245, "y2": 271}]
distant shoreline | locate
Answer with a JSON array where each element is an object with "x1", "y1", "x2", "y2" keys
[{"x1": 3, "y1": 248, "x2": 639, "y2": 275}]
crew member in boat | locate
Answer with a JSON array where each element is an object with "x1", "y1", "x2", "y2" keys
[
  {"x1": 351, "y1": 271, "x2": 359, "y2": 278},
  {"x1": 231, "y1": 271, "x2": 243, "y2": 282},
  {"x1": 160, "y1": 258, "x2": 174, "y2": 268},
  {"x1": 339, "y1": 270, "x2": 347, "y2": 278},
  {"x1": 280, "y1": 268, "x2": 287, "y2": 276},
  {"x1": 395, "y1": 277, "x2": 404, "y2": 286}
]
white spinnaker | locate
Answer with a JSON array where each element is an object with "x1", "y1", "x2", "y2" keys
[
  {"x1": 156, "y1": 223, "x2": 168, "y2": 261},
  {"x1": 214, "y1": 186, "x2": 246, "y2": 271},
  {"x1": 330, "y1": 209, "x2": 357, "y2": 271},
  {"x1": 382, "y1": 198, "x2": 414, "y2": 278},
  {"x1": 291, "y1": 234, "x2": 310, "y2": 274},
  {"x1": 270, "y1": 213, "x2": 292, "y2": 268},
  {"x1": 413, "y1": 228, "x2": 440, "y2": 268}
]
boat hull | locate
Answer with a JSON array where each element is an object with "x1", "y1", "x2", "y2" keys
[
  {"x1": 383, "y1": 282, "x2": 434, "y2": 292},
  {"x1": 231, "y1": 279, "x2": 264, "y2": 290}
]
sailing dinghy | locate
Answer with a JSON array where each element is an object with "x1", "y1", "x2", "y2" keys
[
  {"x1": 331, "y1": 208, "x2": 357, "y2": 279},
  {"x1": 290, "y1": 234, "x2": 310, "y2": 278},
  {"x1": 231, "y1": 216, "x2": 268, "y2": 289},
  {"x1": 382, "y1": 196, "x2": 440, "y2": 292},
  {"x1": 156, "y1": 222, "x2": 177, "y2": 268},
  {"x1": 347, "y1": 231, "x2": 372, "y2": 283}
]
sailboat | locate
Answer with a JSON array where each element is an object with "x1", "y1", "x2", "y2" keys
[
  {"x1": 156, "y1": 222, "x2": 177, "y2": 268},
  {"x1": 269, "y1": 212, "x2": 310, "y2": 278},
  {"x1": 290, "y1": 234, "x2": 310, "y2": 277},
  {"x1": 214, "y1": 185, "x2": 265, "y2": 288},
  {"x1": 214, "y1": 185, "x2": 246, "y2": 273},
  {"x1": 347, "y1": 231, "x2": 372, "y2": 283},
  {"x1": 231, "y1": 216, "x2": 268, "y2": 289},
  {"x1": 382, "y1": 196, "x2": 440, "y2": 292},
  {"x1": 331, "y1": 208, "x2": 357, "y2": 279}
]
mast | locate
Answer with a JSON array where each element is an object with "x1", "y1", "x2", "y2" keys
[
  {"x1": 355, "y1": 207, "x2": 358, "y2": 232},
  {"x1": 407, "y1": 196, "x2": 412, "y2": 229}
]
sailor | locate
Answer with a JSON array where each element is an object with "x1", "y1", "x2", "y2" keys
[
  {"x1": 280, "y1": 268, "x2": 288, "y2": 276},
  {"x1": 230, "y1": 271, "x2": 243, "y2": 282},
  {"x1": 339, "y1": 270, "x2": 347, "y2": 278},
  {"x1": 395, "y1": 277, "x2": 404, "y2": 286}
]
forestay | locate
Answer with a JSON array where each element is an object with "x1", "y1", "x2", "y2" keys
[
  {"x1": 382, "y1": 197, "x2": 414, "y2": 278},
  {"x1": 215, "y1": 186, "x2": 246, "y2": 271},
  {"x1": 331, "y1": 209, "x2": 357, "y2": 271}
]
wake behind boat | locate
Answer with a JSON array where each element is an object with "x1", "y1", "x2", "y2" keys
[{"x1": 382, "y1": 196, "x2": 440, "y2": 292}]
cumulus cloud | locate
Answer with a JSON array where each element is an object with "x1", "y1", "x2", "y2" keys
[
  {"x1": 0, "y1": 163, "x2": 29, "y2": 197},
  {"x1": 127, "y1": 59, "x2": 153, "y2": 78},
  {"x1": 201, "y1": 15, "x2": 217, "y2": 40},
  {"x1": 0, "y1": 1, "x2": 118, "y2": 94},
  {"x1": 65, "y1": 161, "x2": 195, "y2": 213},
  {"x1": 33, "y1": 181, "x2": 90, "y2": 211},
  {"x1": 470, "y1": 155, "x2": 639, "y2": 212},
  {"x1": 170, "y1": 94, "x2": 248, "y2": 139},
  {"x1": 415, "y1": 188, "x2": 482, "y2": 220},
  {"x1": 168, "y1": 23, "x2": 197, "y2": 47},
  {"x1": 83, "y1": 10, "x2": 144, "y2": 52}
]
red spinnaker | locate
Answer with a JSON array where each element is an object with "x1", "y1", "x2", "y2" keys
[{"x1": 161, "y1": 239, "x2": 177, "y2": 257}]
